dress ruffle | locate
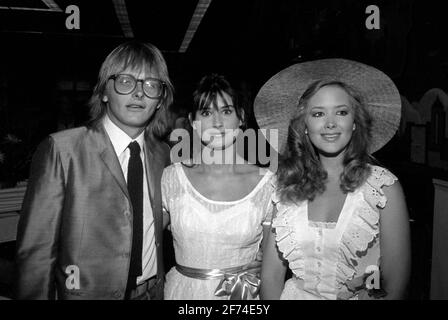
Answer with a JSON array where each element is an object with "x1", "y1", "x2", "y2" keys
[
  {"x1": 270, "y1": 178, "x2": 306, "y2": 276},
  {"x1": 336, "y1": 166, "x2": 397, "y2": 287},
  {"x1": 362, "y1": 166, "x2": 398, "y2": 210},
  {"x1": 272, "y1": 203, "x2": 305, "y2": 278}
]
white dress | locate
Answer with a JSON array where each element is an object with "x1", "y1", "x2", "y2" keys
[
  {"x1": 162, "y1": 163, "x2": 275, "y2": 300},
  {"x1": 272, "y1": 166, "x2": 397, "y2": 300}
]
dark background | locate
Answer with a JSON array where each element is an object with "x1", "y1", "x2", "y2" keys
[{"x1": 1, "y1": 0, "x2": 448, "y2": 299}]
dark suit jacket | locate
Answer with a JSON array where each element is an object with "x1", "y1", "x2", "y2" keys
[{"x1": 15, "y1": 124, "x2": 170, "y2": 299}]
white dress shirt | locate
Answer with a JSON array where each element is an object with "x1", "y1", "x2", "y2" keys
[{"x1": 103, "y1": 115, "x2": 157, "y2": 284}]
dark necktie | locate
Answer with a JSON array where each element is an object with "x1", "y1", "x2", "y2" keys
[{"x1": 126, "y1": 141, "x2": 143, "y2": 294}]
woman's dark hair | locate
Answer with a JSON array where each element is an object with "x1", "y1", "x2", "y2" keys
[
  {"x1": 178, "y1": 74, "x2": 251, "y2": 166},
  {"x1": 189, "y1": 74, "x2": 247, "y2": 129},
  {"x1": 277, "y1": 80, "x2": 374, "y2": 204}
]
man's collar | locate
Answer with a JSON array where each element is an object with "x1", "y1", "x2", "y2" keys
[{"x1": 102, "y1": 114, "x2": 145, "y2": 157}]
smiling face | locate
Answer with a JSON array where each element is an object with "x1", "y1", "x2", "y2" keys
[
  {"x1": 104, "y1": 68, "x2": 161, "y2": 138},
  {"x1": 305, "y1": 85, "x2": 355, "y2": 156},
  {"x1": 192, "y1": 91, "x2": 242, "y2": 150}
]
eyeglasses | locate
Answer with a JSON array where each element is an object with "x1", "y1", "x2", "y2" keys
[{"x1": 109, "y1": 74, "x2": 165, "y2": 99}]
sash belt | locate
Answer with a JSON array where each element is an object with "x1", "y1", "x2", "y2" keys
[{"x1": 175, "y1": 263, "x2": 261, "y2": 300}]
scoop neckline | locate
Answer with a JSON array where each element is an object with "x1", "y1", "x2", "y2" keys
[{"x1": 175, "y1": 163, "x2": 272, "y2": 205}]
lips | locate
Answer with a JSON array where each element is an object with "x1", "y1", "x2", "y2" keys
[
  {"x1": 126, "y1": 104, "x2": 145, "y2": 109},
  {"x1": 210, "y1": 132, "x2": 225, "y2": 137},
  {"x1": 205, "y1": 128, "x2": 225, "y2": 137},
  {"x1": 208, "y1": 133, "x2": 225, "y2": 143},
  {"x1": 321, "y1": 133, "x2": 341, "y2": 142}
]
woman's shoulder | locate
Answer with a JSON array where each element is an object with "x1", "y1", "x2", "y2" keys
[
  {"x1": 162, "y1": 162, "x2": 184, "y2": 183},
  {"x1": 366, "y1": 165, "x2": 398, "y2": 189},
  {"x1": 361, "y1": 165, "x2": 399, "y2": 209},
  {"x1": 163, "y1": 162, "x2": 178, "y2": 174}
]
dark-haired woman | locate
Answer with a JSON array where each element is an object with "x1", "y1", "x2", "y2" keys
[
  {"x1": 258, "y1": 59, "x2": 411, "y2": 300},
  {"x1": 162, "y1": 74, "x2": 275, "y2": 300}
]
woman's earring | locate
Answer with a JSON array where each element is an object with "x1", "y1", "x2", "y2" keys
[
  {"x1": 353, "y1": 124, "x2": 356, "y2": 131},
  {"x1": 102, "y1": 96, "x2": 108, "y2": 103},
  {"x1": 305, "y1": 128, "x2": 308, "y2": 135}
]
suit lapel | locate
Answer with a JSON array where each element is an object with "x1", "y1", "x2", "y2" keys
[
  {"x1": 100, "y1": 148, "x2": 130, "y2": 200},
  {"x1": 91, "y1": 125, "x2": 130, "y2": 201},
  {"x1": 143, "y1": 135, "x2": 163, "y2": 210}
]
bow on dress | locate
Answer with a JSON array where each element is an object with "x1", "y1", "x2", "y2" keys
[{"x1": 214, "y1": 270, "x2": 261, "y2": 300}]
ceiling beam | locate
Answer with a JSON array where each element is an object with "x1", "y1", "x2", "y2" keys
[
  {"x1": 112, "y1": 0, "x2": 134, "y2": 38},
  {"x1": 179, "y1": 0, "x2": 212, "y2": 53},
  {"x1": 41, "y1": 0, "x2": 63, "y2": 11},
  {"x1": 0, "y1": 0, "x2": 62, "y2": 12}
]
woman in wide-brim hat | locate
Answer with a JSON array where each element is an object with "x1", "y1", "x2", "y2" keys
[{"x1": 258, "y1": 59, "x2": 411, "y2": 300}]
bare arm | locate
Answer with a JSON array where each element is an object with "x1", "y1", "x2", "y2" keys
[
  {"x1": 161, "y1": 169, "x2": 171, "y2": 230},
  {"x1": 379, "y1": 181, "x2": 411, "y2": 299},
  {"x1": 260, "y1": 226, "x2": 287, "y2": 299},
  {"x1": 260, "y1": 224, "x2": 271, "y2": 256}
]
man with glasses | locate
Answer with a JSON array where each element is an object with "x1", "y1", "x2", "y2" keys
[{"x1": 15, "y1": 41, "x2": 174, "y2": 300}]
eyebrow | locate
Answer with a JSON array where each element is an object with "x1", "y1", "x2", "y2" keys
[
  {"x1": 310, "y1": 104, "x2": 350, "y2": 110},
  {"x1": 200, "y1": 104, "x2": 234, "y2": 112}
]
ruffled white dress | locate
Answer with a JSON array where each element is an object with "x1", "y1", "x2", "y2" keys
[
  {"x1": 272, "y1": 166, "x2": 397, "y2": 300},
  {"x1": 162, "y1": 163, "x2": 275, "y2": 300}
]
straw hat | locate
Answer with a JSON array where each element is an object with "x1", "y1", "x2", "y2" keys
[{"x1": 254, "y1": 58, "x2": 401, "y2": 154}]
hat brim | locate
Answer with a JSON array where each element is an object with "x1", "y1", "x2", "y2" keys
[{"x1": 254, "y1": 58, "x2": 401, "y2": 154}]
